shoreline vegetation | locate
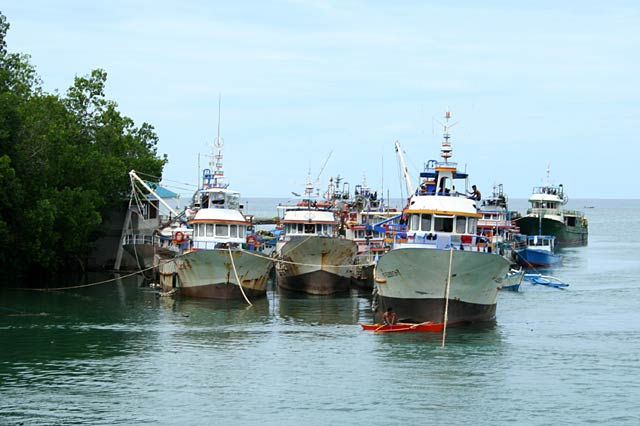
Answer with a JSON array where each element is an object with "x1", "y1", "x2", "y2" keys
[{"x1": 0, "y1": 12, "x2": 167, "y2": 284}]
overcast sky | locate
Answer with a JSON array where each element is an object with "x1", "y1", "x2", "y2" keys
[{"x1": 3, "y1": 1, "x2": 639, "y2": 201}]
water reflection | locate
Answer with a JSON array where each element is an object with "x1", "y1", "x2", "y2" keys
[{"x1": 274, "y1": 287, "x2": 372, "y2": 326}]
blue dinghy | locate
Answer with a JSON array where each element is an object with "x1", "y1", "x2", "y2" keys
[{"x1": 523, "y1": 273, "x2": 569, "y2": 288}]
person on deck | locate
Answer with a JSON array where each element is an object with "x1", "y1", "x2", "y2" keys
[
  {"x1": 383, "y1": 307, "x2": 397, "y2": 325},
  {"x1": 468, "y1": 185, "x2": 482, "y2": 201}
]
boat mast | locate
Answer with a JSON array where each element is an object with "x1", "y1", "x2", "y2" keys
[
  {"x1": 545, "y1": 162, "x2": 551, "y2": 188},
  {"x1": 440, "y1": 111, "x2": 454, "y2": 164},
  {"x1": 209, "y1": 94, "x2": 225, "y2": 189}
]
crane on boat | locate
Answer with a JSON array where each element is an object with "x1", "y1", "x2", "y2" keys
[
  {"x1": 394, "y1": 140, "x2": 414, "y2": 197},
  {"x1": 128, "y1": 170, "x2": 181, "y2": 218}
]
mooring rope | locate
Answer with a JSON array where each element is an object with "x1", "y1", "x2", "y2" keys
[
  {"x1": 10, "y1": 266, "x2": 157, "y2": 292},
  {"x1": 228, "y1": 245, "x2": 252, "y2": 306},
  {"x1": 441, "y1": 247, "x2": 454, "y2": 348}
]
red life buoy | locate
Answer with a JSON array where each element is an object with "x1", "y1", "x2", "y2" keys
[
  {"x1": 246, "y1": 234, "x2": 259, "y2": 246},
  {"x1": 174, "y1": 231, "x2": 185, "y2": 243}
]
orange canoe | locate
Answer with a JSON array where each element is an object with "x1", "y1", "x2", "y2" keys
[{"x1": 360, "y1": 322, "x2": 444, "y2": 333}]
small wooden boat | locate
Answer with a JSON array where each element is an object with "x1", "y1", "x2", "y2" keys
[
  {"x1": 360, "y1": 322, "x2": 444, "y2": 333},
  {"x1": 498, "y1": 267, "x2": 525, "y2": 291}
]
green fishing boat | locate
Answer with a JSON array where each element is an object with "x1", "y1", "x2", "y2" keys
[{"x1": 514, "y1": 166, "x2": 588, "y2": 247}]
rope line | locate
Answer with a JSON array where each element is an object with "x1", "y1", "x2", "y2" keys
[
  {"x1": 228, "y1": 245, "x2": 252, "y2": 306},
  {"x1": 9, "y1": 267, "x2": 156, "y2": 292},
  {"x1": 274, "y1": 257, "x2": 361, "y2": 269},
  {"x1": 9, "y1": 242, "x2": 363, "y2": 292}
]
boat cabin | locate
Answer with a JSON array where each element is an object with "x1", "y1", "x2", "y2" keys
[
  {"x1": 193, "y1": 188, "x2": 241, "y2": 210},
  {"x1": 394, "y1": 158, "x2": 490, "y2": 251},
  {"x1": 525, "y1": 235, "x2": 556, "y2": 251},
  {"x1": 279, "y1": 209, "x2": 337, "y2": 238}
]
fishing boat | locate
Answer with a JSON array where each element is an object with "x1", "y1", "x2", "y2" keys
[
  {"x1": 157, "y1": 108, "x2": 273, "y2": 300},
  {"x1": 476, "y1": 183, "x2": 521, "y2": 260},
  {"x1": 346, "y1": 210, "x2": 400, "y2": 290},
  {"x1": 116, "y1": 171, "x2": 188, "y2": 277},
  {"x1": 497, "y1": 267, "x2": 525, "y2": 291},
  {"x1": 373, "y1": 112, "x2": 511, "y2": 326},
  {"x1": 274, "y1": 174, "x2": 357, "y2": 295},
  {"x1": 513, "y1": 234, "x2": 562, "y2": 268},
  {"x1": 514, "y1": 166, "x2": 588, "y2": 247},
  {"x1": 340, "y1": 176, "x2": 400, "y2": 290}
]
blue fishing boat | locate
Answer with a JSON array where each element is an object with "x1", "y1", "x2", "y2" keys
[{"x1": 514, "y1": 234, "x2": 562, "y2": 268}]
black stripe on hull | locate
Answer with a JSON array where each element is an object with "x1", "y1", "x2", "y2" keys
[
  {"x1": 178, "y1": 282, "x2": 267, "y2": 300},
  {"x1": 277, "y1": 269, "x2": 350, "y2": 295},
  {"x1": 377, "y1": 295, "x2": 496, "y2": 325}
]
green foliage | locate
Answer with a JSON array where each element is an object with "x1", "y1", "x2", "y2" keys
[{"x1": 0, "y1": 12, "x2": 167, "y2": 281}]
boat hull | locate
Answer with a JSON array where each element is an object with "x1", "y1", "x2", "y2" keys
[
  {"x1": 123, "y1": 243, "x2": 176, "y2": 276},
  {"x1": 276, "y1": 237, "x2": 357, "y2": 295},
  {"x1": 515, "y1": 215, "x2": 588, "y2": 247},
  {"x1": 350, "y1": 254, "x2": 377, "y2": 290},
  {"x1": 514, "y1": 248, "x2": 562, "y2": 268},
  {"x1": 498, "y1": 269, "x2": 524, "y2": 291},
  {"x1": 159, "y1": 249, "x2": 273, "y2": 300},
  {"x1": 375, "y1": 247, "x2": 510, "y2": 325}
]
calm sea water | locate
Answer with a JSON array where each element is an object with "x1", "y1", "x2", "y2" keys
[{"x1": 1, "y1": 199, "x2": 639, "y2": 426}]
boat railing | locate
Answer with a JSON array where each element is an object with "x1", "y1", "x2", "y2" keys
[
  {"x1": 526, "y1": 207, "x2": 563, "y2": 217},
  {"x1": 122, "y1": 233, "x2": 161, "y2": 246},
  {"x1": 532, "y1": 186, "x2": 564, "y2": 197},
  {"x1": 562, "y1": 209, "x2": 584, "y2": 217},
  {"x1": 387, "y1": 230, "x2": 493, "y2": 253}
]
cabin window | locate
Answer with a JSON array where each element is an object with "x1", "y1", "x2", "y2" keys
[
  {"x1": 408, "y1": 214, "x2": 420, "y2": 231},
  {"x1": 206, "y1": 223, "x2": 214, "y2": 237},
  {"x1": 434, "y1": 216, "x2": 453, "y2": 233},
  {"x1": 298, "y1": 223, "x2": 304, "y2": 233},
  {"x1": 455, "y1": 216, "x2": 467, "y2": 234},
  {"x1": 304, "y1": 224, "x2": 315, "y2": 234},
  {"x1": 212, "y1": 192, "x2": 225, "y2": 206},
  {"x1": 230, "y1": 225, "x2": 238, "y2": 238},
  {"x1": 239, "y1": 226, "x2": 246, "y2": 238},
  {"x1": 226, "y1": 193, "x2": 240, "y2": 210},
  {"x1": 421, "y1": 214, "x2": 432, "y2": 232},
  {"x1": 467, "y1": 218, "x2": 477, "y2": 234},
  {"x1": 216, "y1": 225, "x2": 229, "y2": 237}
]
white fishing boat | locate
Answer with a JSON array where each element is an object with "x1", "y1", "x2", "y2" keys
[
  {"x1": 373, "y1": 112, "x2": 511, "y2": 325},
  {"x1": 158, "y1": 102, "x2": 273, "y2": 300},
  {"x1": 275, "y1": 174, "x2": 357, "y2": 295}
]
